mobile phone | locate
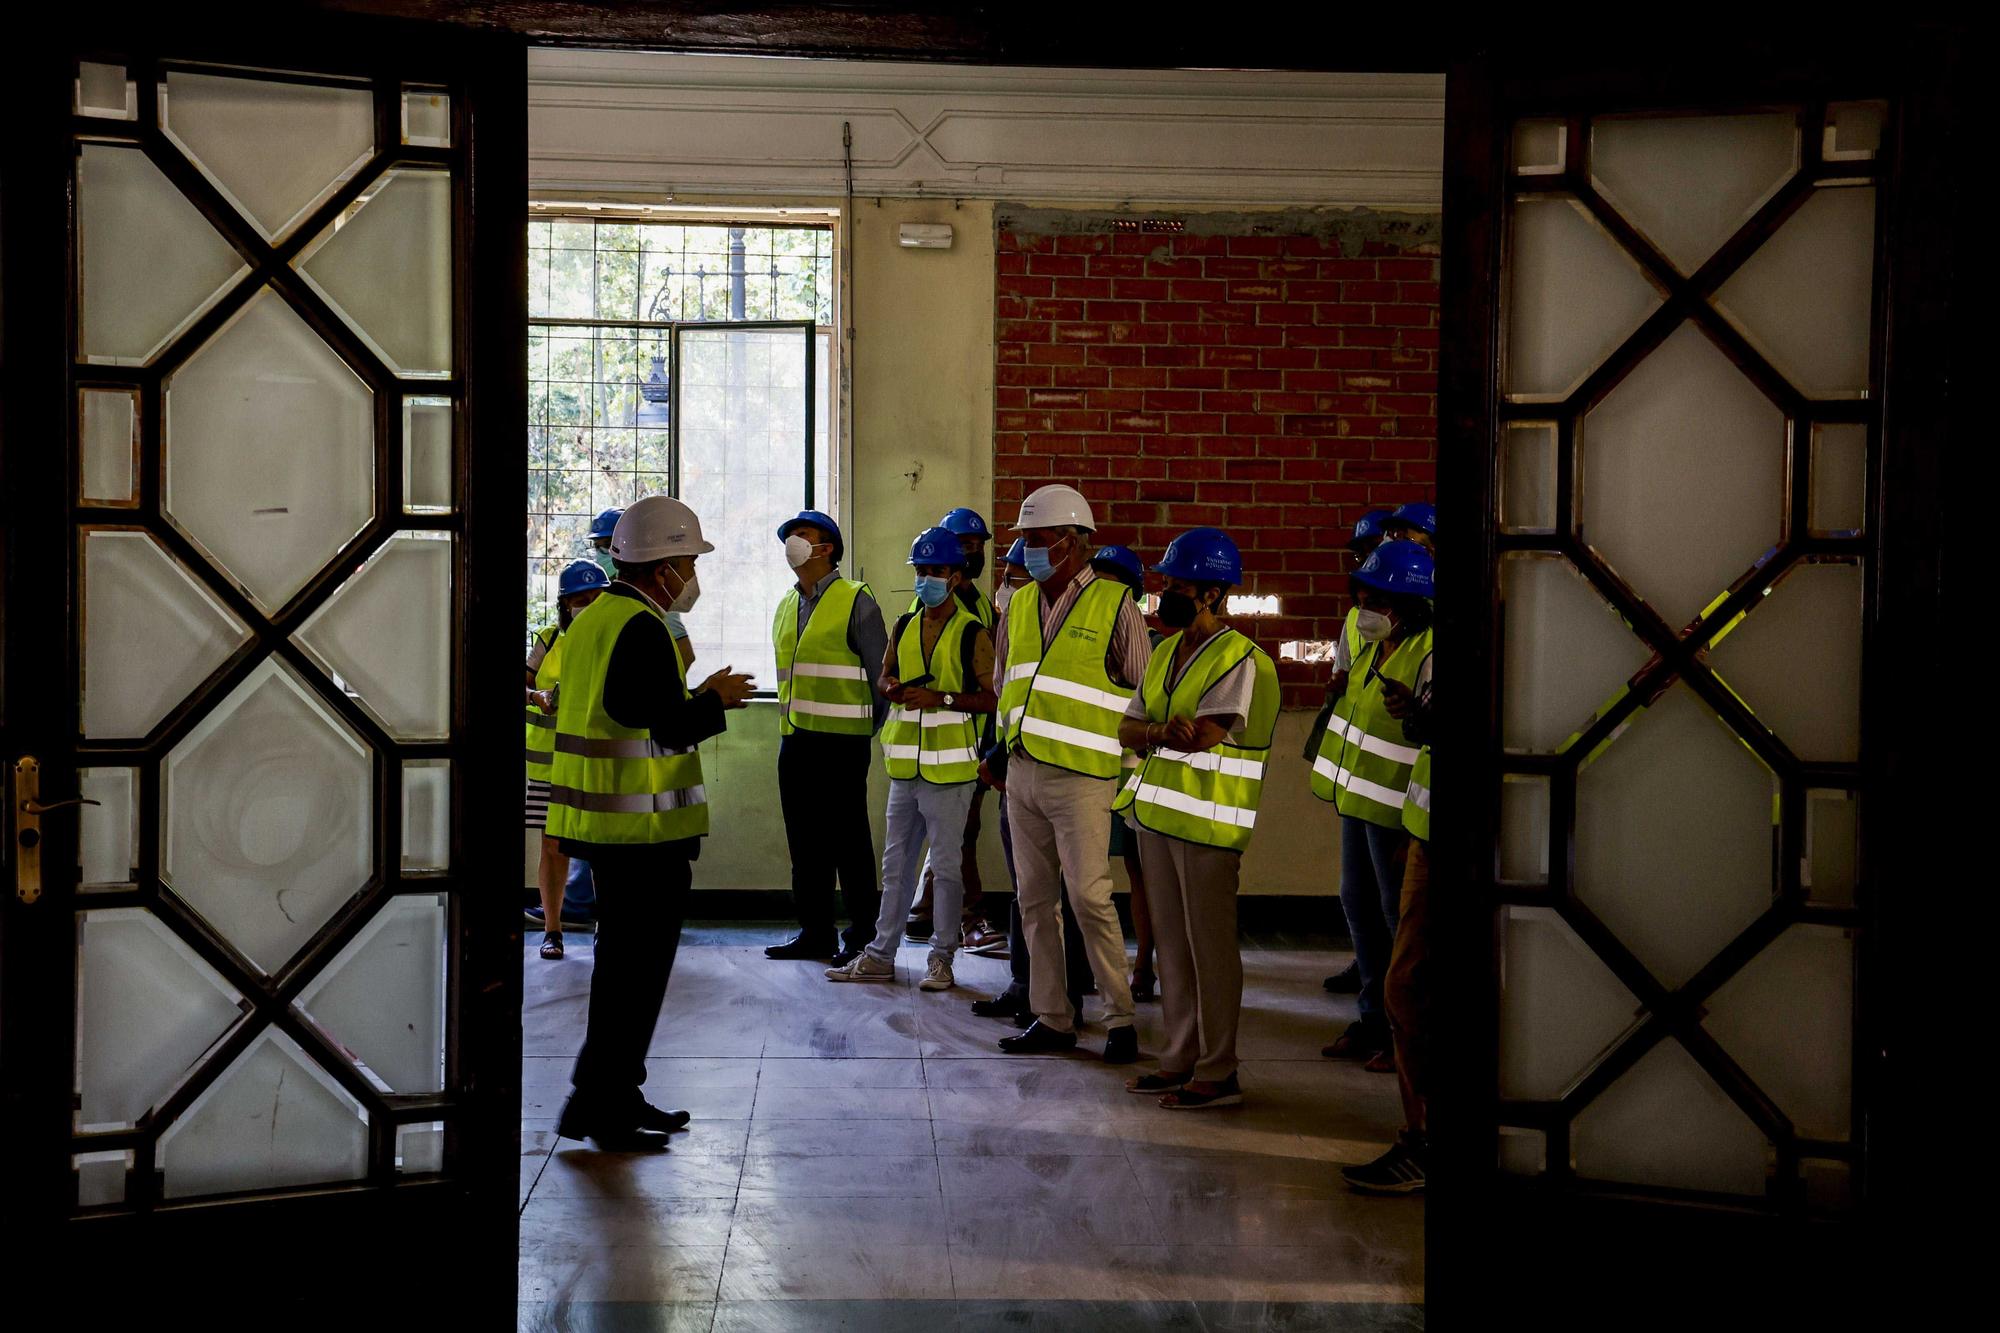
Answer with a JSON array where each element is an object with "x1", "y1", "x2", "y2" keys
[{"x1": 900, "y1": 673, "x2": 935, "y2": 689}]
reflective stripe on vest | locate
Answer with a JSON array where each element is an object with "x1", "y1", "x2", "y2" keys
[
  {"x1": 880, "y1": 604, "x2": 983, "y2": 784},
  {"x1": 525, "y1": 625, "x2": 562, "y2": 781},
  {"x1": 773, "y1": 579, "x2": 875, "y2": 736},
  {"x1": 544, "y1": 593, "x2": 709, "y2": 845},
  {"x1": 1402, "y1": 746, "x2": 1431, "y2": 841},
  {"x1": 1113, "y1": 628, "x2": 1280, "y2": 852},
  {"x1": 1310, "y1": 627, "x2": 1432, "y2": 828},
  {"x1": 999, "y1": 578, "x2": 1132, "y2": 779}
]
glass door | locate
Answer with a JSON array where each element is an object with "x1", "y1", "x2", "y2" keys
[{"x1": 1, "y1": 23, "x2": 525, "y2": 1306}]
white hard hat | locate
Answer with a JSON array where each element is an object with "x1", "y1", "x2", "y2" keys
[
  {"x1": 609, "y1": 495, "x2": 715, "y2": 562},
  {"x1": 1013, "y1": 483, "x2": 1095, "y2": 533}
]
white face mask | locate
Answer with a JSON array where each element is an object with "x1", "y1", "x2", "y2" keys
[
  {"x1": 784, "y1": 534, "x2": 817, "y2": 569},
  {"x1": 670, "y1": 569, "x2": 701, "y2": 614},
  {"x1": 993, "y1": 584, "x2": 1016, "y2": 614},
  {"x1": 1355, "y1": 608, "x2": 1394, "y2": 642}
]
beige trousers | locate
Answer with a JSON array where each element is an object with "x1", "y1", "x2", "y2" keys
[
  {"x1": 1137, "y1": 829, "x2": 1243, "y2": 1081},
  {"x1": 1006, "y1": 754, "x2": 1135, "y2": 1033}
]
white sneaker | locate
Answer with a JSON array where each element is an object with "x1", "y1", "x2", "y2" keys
[
  {"x1": 920, "y1": 957, "x2": 955, "y2": 992},
  {"x1": 825, "y1": 954, "x2": 895, "y2": 983}
]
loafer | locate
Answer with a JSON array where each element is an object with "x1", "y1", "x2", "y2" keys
[
  {"x1": 998, "y1": 1020, "x2": 1078, "y2": 1055},
  {"x1": 1102, "y1": 1026, "x2": 1140, "y2": 1065},
  {"x1": 765, "y1": 934, "x2": 838, "y2": 960}
]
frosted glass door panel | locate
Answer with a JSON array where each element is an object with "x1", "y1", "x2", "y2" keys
[
  {"x1": 296, "y1": 894, "x2": 447, "y2": 1093},
  {"x1": 80, "y1": 388, "x2": 140, "y2": 506},
  {"x1": 158, "y1": 71, "x2": 374, "y2": 242},
  {"x1": 82, "y1": 529, "x2": 249, "y2": 740},
  {"x1": 162, "y1": 660, "x2": 373, "y2": 975},
  {"x1": 1498, "y1": 906, "x2": 1640, "y2": 1101},
  {"x1": 77, "y1": 144, "x2": 247, "y2": 365},
  {"x1": 1574, "y1": 686, "x2": 1777, "y2": 990},
  {"x1": 1714, "y1": 187, "x2": 1876, "y2": 399},
  {"x1": 1703, "y1": 924, "x2": 1854, "y2": 1139},
  {"x1": 294, "y1": 532, "x2": 453, "y2": 740},
  {"x1": 1810, "y1": 423, "x2": 1868, "y2": 535},
  {"x1": 157, "y1": 1030, "x2": 368, "y2": 1199},
  {"x1": 1504, "y1": 196, "x2": 1661, "y2": 401},
  {"x1": 1579, "y1": 322, "x2": 1785, "y2": 629},
  {"x1": 1500, "y1": 422, "x2": 1557, "y2": 534},
  {"x1": 1708, "y1": 561, "x2": 1864, "y2": 762},
  {"x1": 1499, "y1": 554, "x2": 1648, "y2": 754},
  {"x1": 75, "y1": 909, "x2": 243, "y2": 1131},
  {"x1": 1589, "y1": 113, "x2": 1798, "y2": 274},
  {"x1": 164, "y1": 290, "x2": 375, "y2": 613},
  {"x1": 403, "y1": 760, "x2": 451, "y2": 871},
  {"x1": 1572, "y1": 1038, "x2": 1769, "y2": 1196},
  {"x1": 78, "y1": 767, "x2": 140, "y2": 889},
  {"x1": 298, "y1": 169, "x2": 452, "y2": 377},
  {"x1": 1498, "y1": 774, "x2": 1550, "y2": 886},
  {"x1": 1805, "y1": 790, "x2": 1859, "y2": 909},
  {"x1": 404, "y1": 397, "x2": 454, "y2": 513}
]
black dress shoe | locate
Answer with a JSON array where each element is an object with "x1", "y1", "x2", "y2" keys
[
  {"x1": 1324, "y1": 961, "x2": 1361, "y2": 993},
  {"x1": 827, "y1": 946, "x2": 864, "y2": 969},
  {"x1": 1102, "y1": 1026, "x2": 1140, "y2": 1065},
  {"x1": 970, "y1": 993, "x2": 1031, "y2": 1020},
  {"x1": 632, "y1": 1102, "x2": 692, "y2": 1133},
  {"x1": 766, "y1": 934, "x2": 837, "y2": 960},
  {"x1": 904, "y1": 915, "x2": 935, "y2": 942},
  {"x1": 555, "y1": 1097, "x2": 672, "y2": 1151},
  {"x1": 998, "y1": 1020, "x2": 1078, "y2": 1054}
]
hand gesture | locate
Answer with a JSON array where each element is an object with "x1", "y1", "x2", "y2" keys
[
  {"x1": 880, "y1": 674, "x2": 903, "y2": 702},
  {"x1": 1164, "y1": 715, "x2": 1199, "y2": 749},
  {"x1": 700, "y1": 665, "x2": 755, "y2": 709},
  {"x1": 901, "y1": 685, "x2": 944, "y2": 710},
  {"x1": 1380, "y1": 677, "x2": 1413, "y2": 719},
  {"x1": 534, "y1": 688, "x2": 558, "y2": 713}
]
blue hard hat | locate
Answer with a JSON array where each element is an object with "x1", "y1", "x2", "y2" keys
[
  {"x1": 1151, "y1": 527, "x2": 1243, "y2": 586},
  {"x1": 776, "y1": 509, "x2": 844, "y2": 561},
  {"x1": 999, "y1": 537, "x2": 1028, "y2": 567},
  {"x1": 908, "y1": 526, "x2": 966, "y2": 568},
  {"x1": 1387, "y1": 501, "x2": 1437, "y2": 537},
  {"x1": 1353, "y1": 540, "x2": 1435, "y2": 597},
  {"x1": 588, "y1": 508, "x2": 623, "y2": 541},
  {"x1": 938, "y1": 507, "x2": 991, "y2": 540},
  {"x1": 1089, "y1": 545, "x2": 1146, "y2": 590},
  {"x1": 558, "y1": 559, "x2": 610, "y2": 598},
  {"x1": 1350, "y1": 509, "x2": 1396, "y2": 550}
]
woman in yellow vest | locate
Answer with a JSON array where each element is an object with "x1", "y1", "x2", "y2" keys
[
  {"x1": 1113, "y1": 529, "x2": 1279, "y2": 1109},
  {"x1": 524, "y1": 558, "x2": 609, "y2": 961},
  {"x1": 1309, "y1": 539, "x2": 1435, "y2": 1066},
  {"x1": 826, "y1": 527, "x2": 997, "y2": 991}
]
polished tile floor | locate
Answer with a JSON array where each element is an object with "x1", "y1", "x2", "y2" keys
[{"x1": 519, "y1": 923, "x2": 1424, "y2": 1331}]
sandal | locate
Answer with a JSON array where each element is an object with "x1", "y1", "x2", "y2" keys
[
  {"x1": 1125, "y1": 1070, "x2": 1189, "y2": 1094},
  {"x1": 539, "y1": 930, "x2": 564, "y2": 961},
  {"x1": 1159, "y1": 1073, "x2": 1243, "y2": 1110}
]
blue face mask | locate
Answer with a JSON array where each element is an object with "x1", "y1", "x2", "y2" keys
[
  {"x1": 1022, "y1": 535, "x2": 1067, "y2": 583},
  {"x1": 915, "y1": 575, "x2": 953, "y2": 608}
]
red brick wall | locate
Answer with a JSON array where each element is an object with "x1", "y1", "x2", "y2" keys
[{"x1": 993, "y1": 223, "x2": 1439, "y2": 706}]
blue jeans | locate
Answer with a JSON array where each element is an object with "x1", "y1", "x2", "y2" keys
[
  {"x1": 563, "y1": 856, "x2": 596, "y2": 915},
  {"x1": 1339, "y1": 815, "x2": 1407, "y2": 1028}
]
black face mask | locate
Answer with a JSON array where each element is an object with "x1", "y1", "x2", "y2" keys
[
  {"x1": 962, "y1": 551, "x2": 985, "y2": 580},
  {"x1": 1158, "y1": 590, "x2": 1200, "y2": 629}
]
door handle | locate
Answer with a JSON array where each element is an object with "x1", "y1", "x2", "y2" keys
[{"x1": 12, "y1": 757, "x2": 97, "y2": 905}]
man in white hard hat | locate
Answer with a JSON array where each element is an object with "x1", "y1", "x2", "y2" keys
[
  {"x1": 989, "y1": 483, "x2": 1153, "y2": 1063},
  {"x1": 545, "y1": 495, "x2": 755, "y2": 1150}
]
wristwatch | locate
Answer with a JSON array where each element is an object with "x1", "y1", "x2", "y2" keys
[{"x1": 942, "y1": 693, "x2": 957, "y2": 710}]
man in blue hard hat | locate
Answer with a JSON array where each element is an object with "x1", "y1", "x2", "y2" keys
[
  {"x1": 1382, "y1": 501, "x2": 1436, "y2": 552},
  {"x1": 768, "y1": 509, "x2": 890, "y2": 965}
]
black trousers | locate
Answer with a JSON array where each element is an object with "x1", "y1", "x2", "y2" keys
[
  {"x1": 1000, "y1": 793, "x2": 1091, "y2": 1009},
  {"x1": 778, "y1": 728, "x2": 880, "y2": 950},
  {"x1": 570, "y1": 845, "x2": 691, "y2": 1104}
]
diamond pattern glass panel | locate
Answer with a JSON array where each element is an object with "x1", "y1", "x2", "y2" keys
[
  {"x1": 159, "y1": 71, "x2": 374, "y2": 242},
  {"x1": 1503, "y1": 195, "x2": 1661, "y2": 401},
  {"x1": 75, "y1": 908, "x2": 243, "y2": 1131},
  {"x1": 80, "y1": 388, "x2": 139, "y2": 506},
  {"x1": 1572, "y1": 1037, "x2": 1768, "y2": 1196},
  {"x1": 1809, "y1": 422, "x2": 1868, "y2": 536},
  {"x1": 403, "y1": 759, "x2": 451, "y2": 871},
  {"x1": 1498, "y1": 906, "x2": 1640, "y2": 1101},
  {"x1": 1575, "y1": 685, "x2": 1777, "y2": 990},
  {"x1": 1589, "y1": 112, "x2": 1798, "y2": 275},
  {"x1": 157, "y1": 1028, "x2": 368, "y2": 1199},
  {"x1": 1703, "y1": 924, "x2": 1854, "y2": 1140},
  {"x1": 404, "y1": 397, "x2": 453, "y2": 513},
  {"x1": 82, "y1": 529, "x2": 249, "y2": 740},
  {"x1": 397, "y1": 1122, "x2": 446, "y2": 1174},
  {"x1": 294, "y1": 532, "x2": 452, "y2": 740},
  {"x1": 76, "y1": 62, "x2": 135, "y2": 120},
  {"x1": 298, "y1": 168, "x2": 452, "y2": 377},
  {"x1": 1708, "y1": 561, "x2": 1863, "y2": 762},
  {"x1": 165, "y1": 289, "x2": 375, "y2": 614},
  {"x1": 1580, "y1": 322, "x2": 1785, "y2": 629},
  {"x1": 77, "y1": 144, "x2": 247, "y2": 365},
  {"x1": 1713, "y1": 186, "x2": 1877, "y2": 400},
  {"x1": 163, "y1": 659, "x2": 373, "y2": 975},
  {"x1": 1500, "y1": 554, "x2": 1648, "y2": 754},
  {"x1": 402, "y1": 87, "x2": 451, "y2": 147},
  {"x1": 296, "y1": 894, "x2": 447, "y2": 1093},
  {"x1": 1500, "y1": 421, "x2": 1557, "y2": 534},
  {"x1": 75, "y1": 1151, "x2": 134, "y2": 1207},
  {"x1": 79, "y1": 767, "x2": 140, "y2": 889}
]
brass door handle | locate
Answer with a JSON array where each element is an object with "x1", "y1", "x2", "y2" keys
[
  {"x1": 22, "y1": 797, "x2": 101, "y2": 816},
  {"x1": 12, "y1": 757, "x2": 97, "y2": 905}
]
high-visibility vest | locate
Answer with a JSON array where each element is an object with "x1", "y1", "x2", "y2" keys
[
  {"x1": 544, "y1": 593, "x2": 709, "y2": 845},
  {"x1": 773, "y1": 578, "x2": 876, "y2": 737},
  {"x1": 1114, "y1": 628, "x2": 1280, "y2": 852},
  {"x1": 999, "y1": 577, "x2": 1133, "y2": 780},
  {"x1": 525, "y1": 624, "x2": 561, "y2": 782},
  {"x1": 906, "y1": 581, "x2": 995, "y2": 630},
  {"x1": 1310, "y1": 627, "x2": 1433, "y2": 828},
  {"x1": 880, "y1": 605, "x2": 983, "y2": 784},
  {"x1": 1403, "y1": 746, "x2": 1431, "y2": 842},
  {"x1": 1343, "y1": 607, "x2": 1363, "y2": 666}
]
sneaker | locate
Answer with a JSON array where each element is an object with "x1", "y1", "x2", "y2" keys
[
  {"x1": 1342, "y1": 1140, "x2": 1426, "y2": 1195},
  {"x1": 962, "y1": 923, "x2": 1009, "y2": 956},
  {"x1": 920, "y1": 957, "x2": 955, "y2": 991},
  {"x1": 824, "y1": 954, "x2": 896, "y2": 983}
]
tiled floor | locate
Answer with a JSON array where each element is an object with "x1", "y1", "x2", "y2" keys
[{"x1": 519, "y1": 924, "x2": 1424, "y2": 1331}]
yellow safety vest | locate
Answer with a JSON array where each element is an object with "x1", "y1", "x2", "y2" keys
[
  {"x1": 544, "y1": 593, "x2": 708, "y2": 845},
  {"x1": 880, "y1": 605, "x2": 983, "y2": 784},
  {"x1": 999, "y1": 577, "x2": 1132, "y2": 780},
  {"x1": 1115, "y1": 627, "x2": 1280, "y2": 852},
  {"x1": 1311, "y1": 627, "x2": 1432, "y2": 828},
  {"x1": 1403, "y1": 746, "x2": 1431, "y2": 842},
  {"x1": 525, "y1": 624, "x2": 561, "y2": 782},
  {"x1": 773, "y1": 578, "x2": 876, "y2": 736}
]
